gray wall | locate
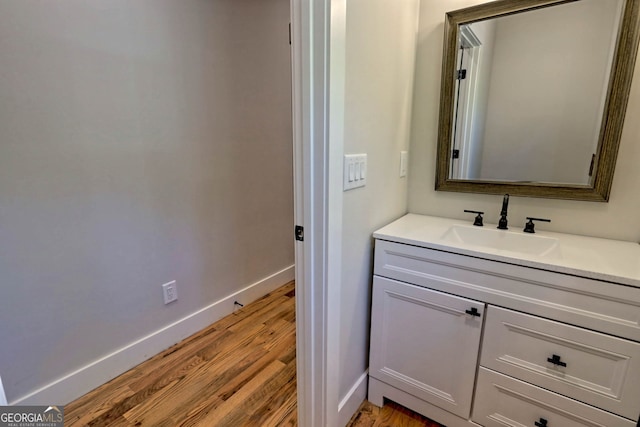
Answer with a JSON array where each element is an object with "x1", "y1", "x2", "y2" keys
[
  {"x1": 340, "y1": 0, "x2": 418, "y2": 403},
  {"x1": 478, "y1": 0, "x2": 620, "y2": 183},
  {"x1": 409, "y1": 0, "x2": 640, "y2": 242},
  {"x1": 0, "y1": 0, "x2": 293, "y2": 402}
]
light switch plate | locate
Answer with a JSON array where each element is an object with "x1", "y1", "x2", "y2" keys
[
  {"x1": 400, "y1": 151, "x2": 408, "y2": 177},
  {"x1": 344, "y1": 154, "x2": 367, "y2": 191}
]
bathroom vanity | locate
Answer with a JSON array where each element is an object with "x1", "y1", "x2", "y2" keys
[{"x1": 368, "y1": 214, "x2": 640, "y2": 427}]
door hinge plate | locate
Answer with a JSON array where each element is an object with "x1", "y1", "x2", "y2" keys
[
  {"x1": 295, "y1": 225, "x2": 304, "y2": 241},
  {"x1": 452, "y1": 149, "x2": 460, "y2": 159},
  {"x1": 457, "y1": 69, "x2": 467, "y2": 80}
]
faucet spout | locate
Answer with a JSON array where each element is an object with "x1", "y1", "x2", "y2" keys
[
  {"x1": 500, "y1": 194, "x2": 509, "y2": 216},
  {"x1": 497, "y1": 194, "x2": 509, "y2": 230}
]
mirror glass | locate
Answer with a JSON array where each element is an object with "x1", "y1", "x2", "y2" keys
[{"x1": 436, "y1": 0, "x2": 640, "y2": 201}]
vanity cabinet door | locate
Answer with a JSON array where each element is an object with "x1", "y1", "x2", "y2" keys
[{"x1": 369, "y1": 276, "x2": 484, "y2": 419}]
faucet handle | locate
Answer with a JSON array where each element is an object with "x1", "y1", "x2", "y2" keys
[
  {"x1": 464, "y1": 210, "x2": 484, "y2": 227},
  {"x1": 524, "y1": 217, "x2": 551, "y2": 233}
]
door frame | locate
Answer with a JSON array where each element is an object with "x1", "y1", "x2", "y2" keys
[
  {"x1": 452, "y1": 26, "x2": 481, "y2": 180},
  {"x1": 291, "y1": 0, "x2": 344, "y2": 426}
]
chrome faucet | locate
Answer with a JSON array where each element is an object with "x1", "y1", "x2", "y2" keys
[{"x1": 497, "y1": 194, "x2": 509, "y2": 230}]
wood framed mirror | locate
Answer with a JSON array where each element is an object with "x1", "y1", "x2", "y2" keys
[{"x1": 435, "y1": 0, "x2": 640, "y2": 201}]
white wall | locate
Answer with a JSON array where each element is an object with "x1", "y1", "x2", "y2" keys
[
  {"x1": 339, "y1": 0, "x2": 419, "y2": 414},
  {"x1": 409, "y1": 0, "x2": 640, "y2": 243},
  {"x1": 0, "y1": 0, "x2": 293, "y2": 403},
  {"x1": 478, "y1": 0, "x2": 620, "y2": 183}
]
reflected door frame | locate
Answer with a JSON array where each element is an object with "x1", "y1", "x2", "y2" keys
[{"x1": 452, "y1": 26, "x2": 482, "y2": 180}]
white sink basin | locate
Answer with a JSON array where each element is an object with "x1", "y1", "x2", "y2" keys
[{"x1": 441, "y1": 225, "x2": 562, "y2": 259}]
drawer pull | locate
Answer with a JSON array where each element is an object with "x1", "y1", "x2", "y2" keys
[
  {"x1": 465, "y1": 307, "x2": 481, "y2": 317},
  {"x1": 547, "y1": 354, "x2": 567, "y2": 367},
  {"x1": 534, "y1": 418, "x2": 548, "y2": 427}
]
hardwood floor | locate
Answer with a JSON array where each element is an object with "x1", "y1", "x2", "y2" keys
[
  {"x1": 65, "y1": 281, "x2": 297, "y2": 426},
  {"x1": 346, "y1": 400, "x2": 444, "y2": 427},
  {"x1": 66, "y1": 280, "x2": 443, "y2": 426}
]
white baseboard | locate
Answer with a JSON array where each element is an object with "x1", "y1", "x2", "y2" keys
[
  {"x1": 338, "y1": 371, "x2": 369, "y2": 427},
  {"x1": 11, "y1": 265, "x2": 295, "y2": 406}
]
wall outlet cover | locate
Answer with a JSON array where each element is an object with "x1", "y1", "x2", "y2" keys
[{"x1": 162, "y1": 281, "x2": 178, "y2": 305}]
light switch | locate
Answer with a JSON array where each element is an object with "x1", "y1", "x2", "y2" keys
[
  {"x1": 400, "y1": 151, "x2": 408, "y2": 177},
  {"x1": 344, "y1": 154, "x2": 367, "y2": 190}
]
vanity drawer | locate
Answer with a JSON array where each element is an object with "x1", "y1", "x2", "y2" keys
[
  {"x1": 374, "y1": 239, "x2": 640, "y2": 341},
  {"x1": 473, "y1": 368, "x2": 636, "y2": 427},
  {"x1": 481, "y1": 305, "x2": 640, "y2": 420}
]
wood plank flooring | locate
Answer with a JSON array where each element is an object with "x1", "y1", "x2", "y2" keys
[
  {"x1": 65, "y1": 281, "x2": 297, "y2": 427},
  {"x1": 66, "y1": 280, "x2": 444, "y2": 426},
  {"x1": 347, "y1": 400, "x2": 444, "y2": 427}
]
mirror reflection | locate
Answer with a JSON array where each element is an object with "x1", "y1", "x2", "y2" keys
[{"x1": 450, "y1": 0, "x2": 623, "y2": 185}]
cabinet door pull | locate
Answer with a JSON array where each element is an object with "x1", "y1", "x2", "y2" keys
[
  {"x1": 534, "y1": 418, "x2": 548, "y2": 427},
  {"x1": 465, "y1": 307, "x2": 481, "y2": 317},
  {"x1": 547, "y1": 354, "x2": 567, "y2": 367}
]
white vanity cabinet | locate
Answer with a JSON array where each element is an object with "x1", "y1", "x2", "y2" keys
[{"x1": 368, "y1": 215, "x2": 640, "y2": 427}]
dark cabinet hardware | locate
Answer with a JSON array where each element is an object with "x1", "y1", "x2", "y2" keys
[
  {"x1": 547, "y1": 354, "x2": 567, "y2": 367},
  {"x1": 465, "y1": 307, "x2": 481, "y2": 317},
  {"x1": 463, "y1": 210, "x2": 484, "y2": 226},
  {"x1": 534, "y1": 418, "x2": 548, "y2": 427},
  {"x1": 524, "y1": 217, "x2": 551, "y2": 233}
]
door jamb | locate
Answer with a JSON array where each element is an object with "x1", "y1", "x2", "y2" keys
[{"x1": 290, "y1": 0, "x2": 343, "y2": 426}]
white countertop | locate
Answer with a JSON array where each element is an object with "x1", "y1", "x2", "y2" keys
[{"x1": 374, "y1": 214, "x2": 640, "y2": 288}]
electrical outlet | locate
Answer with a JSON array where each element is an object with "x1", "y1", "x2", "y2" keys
[{"x1": 162, "y1": 281, "x2": 178, "y2": 305}]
